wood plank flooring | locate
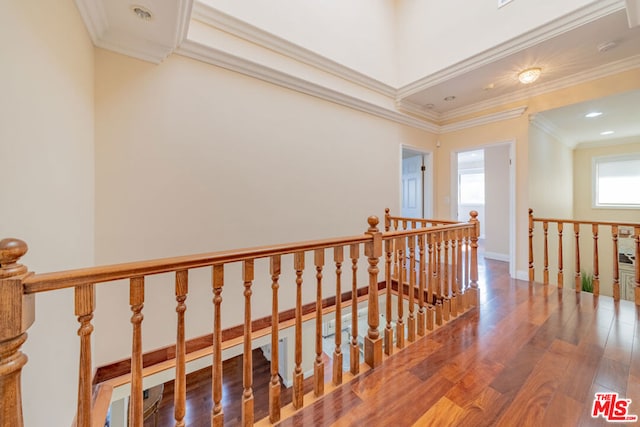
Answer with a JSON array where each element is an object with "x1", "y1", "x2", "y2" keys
[{"x1": 149, "y1": 257, "x2": 640, "y2": 426}]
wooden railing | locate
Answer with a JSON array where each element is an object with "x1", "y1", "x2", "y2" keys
[
  {"x1": 528, "y1": 209, "x2": 640, "y2": 305},
  {"x1": 0, "y1": 210, "x2": 479, "y2": 427}
]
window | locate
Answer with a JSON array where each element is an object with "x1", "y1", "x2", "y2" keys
[
  {"x1": 459, "y1": 172, "x2": 485, "y2": 205},
  {"x1": 593, "y1": 154, "x2": 640, "y2": 208}
]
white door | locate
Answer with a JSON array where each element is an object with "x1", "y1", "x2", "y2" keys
[{"x1": 401, "y1": 154, "x2": 423, "y2": 219}]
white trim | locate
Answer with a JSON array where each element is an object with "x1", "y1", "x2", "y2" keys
[
  {"x1": 395, "y1": 100, "x2": 441, "y2": 122},
  {"x1": 397, "y1": 0, "x2": 626, "y2": 99},
  {"x1": 484, "y1": 251, "x2": 510, "y2": 262},
  {"x1": 529, "y1": 114, "x2": 574, "y2": 148},
  {"x1": 74, "y1": 0, "x2": 109, "y2": 45},
  {"x1": 440, "y1": 107, "x2": 527, "y2": 133},
  {"x1": 192, "y1": 1, "x2": 396, "y2": 97},
  {"x1": 627, "y1": 0, "x2": 640, "y2": 27},
  {"x1": 175, "y1": 0, "x2": 195, "y2": 48},
  {"x1": 94, "y1": 38, "x2": 173, "y2": 65},
  {"x1": 440, "y1": 55, "x2": 640, "y2": 121},
  {"x1": 176, "y1": 40, "x2": 439, "y2": 132}
]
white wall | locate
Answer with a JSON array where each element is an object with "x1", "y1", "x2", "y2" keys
[
  {"x1": 201, "y1": 0, "x2": 398, "y2": 85},
  {"x1": 94, "y1": 49, "x2": 436, "y2": 366},
  {"x1": 395, "y1": 0, "x2": 598, "y2": 85},
  {"x1": 484, "y1": 144, "x2": 511, "y2": 260},
  {"x1": 0, "y1": 2, "x2": 94, "y2": 426}
]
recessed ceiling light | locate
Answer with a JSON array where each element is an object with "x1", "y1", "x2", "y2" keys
[
  {"x1": 444, "y1": 96, "x2": 456, "y2": 102},
  {"x1": 597, "y1": 41, "x2": 617, "y2": 53},
  {"x1": 425, "y1": 103, "x2": 435, "y2": 109},
  {"x1": 518, "y1": 67, "x2": 542, "y2": 84},
  {"x1": 600, "y1": 130, "x2": 615, "y2": 136},
  {"x1": 132, "y1": 5, "x2": 152, "y2": 20},
  {"x1": 585, "y1": 112, "x2": 603, "y2": 118},
  {"x1": 484, "y1": 83, "x2": 495, "y2": 91}
]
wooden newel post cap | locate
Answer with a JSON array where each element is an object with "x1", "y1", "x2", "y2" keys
[
  {"x1": 367, "y1": 216, "x2": 379, "y2": 233},
  {"x1": 470, "y1": 211, "x2": 478, "y2": 220},
  {"x1": 0, "y1": 238, "x2": 28, "y2": 278}
]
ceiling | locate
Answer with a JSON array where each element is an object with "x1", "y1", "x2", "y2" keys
[{"x1": 75, "y1": 0, "x2": 640, "y2": 138}]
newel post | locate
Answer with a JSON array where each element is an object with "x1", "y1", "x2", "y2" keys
[
  {"x1": 0, "y1": 238, "x2": 34, "y2": 427},
  {"x1": 468, "y1": 212, "x2": 480, "y2": 305},
  {"x1": 364, "y1": 216, "x2": 382, "y2": 368}
]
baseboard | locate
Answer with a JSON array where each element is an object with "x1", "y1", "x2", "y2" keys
[
  {"x1": 483, "y1": 251, "x2": 509, "y2": 262},
  {"x1": 516, "y1": 270, "x2": 529, "y2": 281}
]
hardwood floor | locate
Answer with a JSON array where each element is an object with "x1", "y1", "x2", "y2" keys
[{"x1": 150, "y1": 256, "x2": 640, "y2": 426}]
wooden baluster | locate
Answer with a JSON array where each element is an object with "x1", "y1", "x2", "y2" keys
[
  {"x1": 574, "y1": 223, "x2": 581, "y2": 293},
  {"x1": 417, "y1": 234, "x2": 426, "y2": 335},
  {"x1": 529, "y1": 209, "x2": 535, "y2": 281},
  {"x1": 450, "y1": 231, "x2": 458, "y2": 318},
  {"x1": 212, "y1": 265, "x2": 224, "y2": 426},
  {"x1": 592, "y1": 224, "x2": 600, "y2": 296},
  {"x1": 349, "y1": 245, "x2": 359, "y2": 376},
  {"x1": 384, "y1": 208, "x2": 391, "y2": 232},
  {"x1": 435, "y1": 233, "x2": 443, "y2": 326},
  {"x1": 612, "y1": 227, "x2": 620, "y2": 300},
  {"x1": 407, "y1": 235, "x2": 416, "y2": 342},
  {"x1": 269, "y1": 256, "x2": 281, "y2": 422},
  {"x1": 396, "y1": 236, "x2": 405, "y2": 349},
  {"x1": 333, "y1": 247, "x2": 344, "y2": 384},
  {"x1": 469, "y1": 211, "x2": 479, "y2": 305},
  {"x1": 75, "y1": 284, "x2": 95, "y2": 427},
  {"x1": 174, "y1": 270, "x2": 188, "y2": 427},
  {"x1": 427, "y1": 233, "x2": 435, "y2": 330},
  {"x1": 129, "y1": 277, "x2": 145, "y2": 427},
  {"x1": 543, "y1": 222, "x2": 549, "y2": 285},
  {"x1": 443, "y1": 231, "x2": 450, "y2": 322},
  {"x1": 314, "y1": 249, "x2": 325, "y2": 397},
  {"x1": 242, "y1": 260, "x2": 254, "y2": 426},
  {"x1": 457, "y1": 229, "x2": 464, "y2": 315},
  {"x1": 465, "y1": 228, "x2": 471, "y2": 301},
  {"x1": 635, "y1": 226, "x2": 640, "y2": 306},
  {"x1": 558, "y1": 223, "x2": 564, "y2": 288},
  {"x1": 0, "y1": 239, "x2": 33, "y2": 427},
  {"x1": 384, "y1": 238, "x2": 393, "y2": 356},
  {"x1": 364, "y1": 216, "x2": 382, "y2": 368},
  {"x1": 412, "y1": 220, "x2": 417, "y2": 230},
  {"x1": 293, "y1": 252, "x2": 305, "y2": 408}
]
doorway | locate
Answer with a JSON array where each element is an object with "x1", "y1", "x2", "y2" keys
[
  {"x1": 401, "y1": 147, "x2": 432, "y2": 220},
  {"x1": 451, "y1": 142, "x2": 515, "y2": 277}
]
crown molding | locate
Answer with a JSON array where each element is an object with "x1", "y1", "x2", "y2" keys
[
  {"x1": 395, "y1": 100, "x2": 441, "y2": 122},
  {"x1": 177, "y1": 40, "x2": 439, "y2": 132},
  {"x1": 175, "y1": 0, "x2": 195, "y2": 47},
  {"x1": 529, "y1": 114, "x2": 574, "y2": 148},
  {"x1": 74, "y1": 0, "x2": 108, "y2": 45},
  {"x1": 575, "y1": 134, "x2": 640, "y2": 149},
  {"x1": 440, "y1": 106, "x2": 527, "y2": 133},
  {"x1": 191, "y1": 1, "x2": 396, "y2": 97},
  {"x1": 397, "y1": 0, "x2": 626, "y2": 99},
  {"x1": 95, "y1": 38, "x2": 173, "y2": 65},
  {"x1": 441, "y1": 54, "x2": 640, "y2": 122},
  {"x1": 627, "y1": 0, "x2": 640, "y2": 27}
]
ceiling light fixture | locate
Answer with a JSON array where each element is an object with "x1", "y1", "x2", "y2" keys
[
  {"x1": 444, "y1": 96, "x2": 456, "y2": 101},
  {"x1": 600, "y1": 130, "x2": 615, "y2": 136},
  {"x1": 585, "y1": 112, "x2": 603, "y2": 118},
  {"x1": 132, "y1": 5, "x2": 152, "y2": 20},
  {"x1": 518, "y1": 67, "x2": 542, "y2": 84}
]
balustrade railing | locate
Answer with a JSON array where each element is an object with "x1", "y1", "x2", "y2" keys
[
  {"x1": 528, "y1": 209, "x2": 640, "y2": 305},
  {"x1": 0, "y1": 209, "x2": 479, "y2": 427}
]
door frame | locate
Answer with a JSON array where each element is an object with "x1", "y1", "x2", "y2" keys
[
  {"x1": 400, "y1": 145, "x2": 434, "y2": 219},
  {"x1": 450, "y1": 140, "x2": 516, "y2": 278}
]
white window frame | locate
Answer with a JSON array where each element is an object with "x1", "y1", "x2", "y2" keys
[{"x1": 592, "y1": 153, "x2": 640, "y2": 209}]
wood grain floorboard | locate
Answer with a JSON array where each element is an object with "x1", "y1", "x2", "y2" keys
[{"x1": 145, "y1": 257, "x2": 639, "y2": 427}]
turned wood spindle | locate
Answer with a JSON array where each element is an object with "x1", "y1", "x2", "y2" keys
[
  {"x1": 293, "y1": 252, "x2": 305, "y2": 408},
  {"x1": 558, "y1": 223, "x2": 564, "y2": 288},
  {"x1": 635, "y1": 226, "x2": 640, "y2": 306},
  {"x1": 612, "y1": 226, "x2": 620, "y2": 301},
  {"x1": 543, "y1": 222, "x2": 549, "y2": 285},
  {"x1": 242, "y1": 260, "x2": 255, "y2": 426},
  {"x1": 592, "y1": 224, "x2": 600, "y2": 296},
  {"x1": 269, "y1": 256, "x2": 281, "y2": 422},
  {"x1": 529, "y1": 209, "x2": 534, "y2": 281},
  {"x1": 314, "y1": 249, "x2": 325, "y2": 397},
  {"x1": 75, "y1": 283, "x2": 95, "y2": 427},
  {"x1": 384, "y1": 238, "x2": 393, "y2": 356},
  {"x1": 469, "y1": 211, "x2": 479, "y2": 302},
  {"x1": 407, "y1": 235, "x2": 416, "y2": 342},
  {"x1": 349, "y1": 244, "x2": 359, "y2": 375},
  {"x1": 212, "y1": 265, "x2": 224, "y2": 427},
  {"x1": 396, "y1": 236, "x2": 405, "y2": 349},
  {"x1": 129, "y1": 277, "x2": 145, "y2": 427},
  {"x1": 574, "y1": 223, "x2": 581, "y2": 293},
  {"x1": 333, "y1": 247, "x2": 344, "y2": 385},
  {"x1": 418, "y1": 234, "x2": 426, "y2": 336},
  {"x1": 174, "y1": 270, "x2": 188, "y2": 427}
]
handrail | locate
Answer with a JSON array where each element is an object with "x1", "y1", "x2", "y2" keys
[
  {"x1": 23, "y1": 235, "x2": 370, "y2": 293},
  {"x1": 528, "y1": 208, "x2": 639, "y2": 306},
  {"x1": 0, "y1": 209, "x2": 480, "y2": 427}
]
